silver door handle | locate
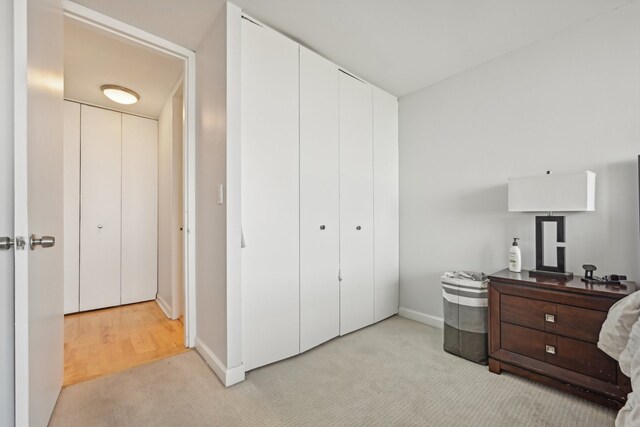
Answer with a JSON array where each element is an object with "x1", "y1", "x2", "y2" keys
[
  {"x1": 29, "y1": 234, "x2": 55, "y2": 250},
  {"x1": 98, "y1": 224, "x2": 103, "y2": 229},
  {"x1": 0, "y1": 237, "x2": 14, "y2": 250}
]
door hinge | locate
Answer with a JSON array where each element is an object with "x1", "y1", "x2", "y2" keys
[{"x1": 338, "y1": 269, "x2": 342, "y2": 282}]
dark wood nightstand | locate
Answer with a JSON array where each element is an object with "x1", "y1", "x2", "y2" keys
[{"x1": 488, "y1": 269, "x2": 636, "y2": 408}]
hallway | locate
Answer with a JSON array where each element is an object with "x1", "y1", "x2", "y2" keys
[{"x1": 64, "y1": 301, "x2": 186, "y2": 386}]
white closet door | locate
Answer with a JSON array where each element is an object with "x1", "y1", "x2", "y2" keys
[
  {"x1": 373, "y1": 88, "x2": 399, "y2": 322},
  {"x1": 121, "y1": 114, "x2": 158, "y2": 305},
  {"x1": 241, "y1": 19, "x2": 300, "y2": 370},
  {"x1": 80, "y1": 105, "x2": 122, "y2": 311},
  {"x1": 299, "y1": 47, "x2": 340, "y2": 352},
  {"x1": 63, "y1": 101, "x2": 80, "y2": 314},
  {"x1": 339, "y1": 72, "x2": 374, "y2": 335}
]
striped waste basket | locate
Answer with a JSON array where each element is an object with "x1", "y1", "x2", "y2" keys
[{"x1": 441, "y1": 271, "x2": 489, "y2": 365}]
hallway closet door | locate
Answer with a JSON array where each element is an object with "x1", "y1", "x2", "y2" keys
[
  {"x1": 80, "y1": 105, "x2": 122, "y2": 311},
  {"x1": 299, "y1": 47, "x2": 340, "y2": 352},
  {"x1": 339, "y1": 71, "x2": 374, "y2": 336},
  {"x1": 121, "y1": 114, "x2": 158, "y2": 305},
  {"x1": 241, "y1": 19, "x2": 300, "y2": 370}
]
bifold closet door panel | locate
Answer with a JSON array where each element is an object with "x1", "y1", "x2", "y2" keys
[
  {"x1": 121, "y1": 114, "x2": 158, "y2": 305},
  {"x1": 373, "y1": 88, "x2": 399, "y2": 322},
  {"x1": 299, "y1": 47, "x2": 340, "y2": 353},
  {"x1": 80, "y1": 105, "x2": 122, "y2": 311},
  {"x1": 241, "y1": 19, "x2": 300, "y2": 370},
  {"x1": 63, "y1": 101, "x2": 80, "y2": 314},
  {"x1": 339, "y1": 72, "x2": 374, "y2": 336}
]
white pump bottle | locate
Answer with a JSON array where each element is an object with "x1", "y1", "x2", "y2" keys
[{"x1": 509, "y1": 238, "x2": 522, "y2": 273}]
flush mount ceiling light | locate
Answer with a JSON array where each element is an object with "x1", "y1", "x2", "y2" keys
[{"x1": 101, "y1": 84, "x2": 140, "y2": 105}]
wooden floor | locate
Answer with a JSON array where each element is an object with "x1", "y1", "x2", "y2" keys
[{"x1": 64, "y1": 301, "x2": 187, "y2": 386}]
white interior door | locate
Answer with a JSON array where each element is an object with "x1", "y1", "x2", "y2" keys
[
  {"x1": 241, "y1": 19, "x2": 300, "y2": 371},
  {"x1": 339, "y1": 71, "x2": 374, "y2": 336},
  {"x1": 80, "y1": 105, "x2": 122, "y2": 311},
  {"x1": 13, "y1": 0, "x2": 65, "y2": 425},
  {"x1": 299, "y1": 47, "x2": 340, "y2": 352},
  {"x1": 63, "y1": 101, "x2": 80, "y2": 314},
  {"x1": 121, "y1": 114, "x2": 159, "y2": 305},
  {"x1": 1, "y1": 0, "x2": 14, "y2": 423},
  {"x1": 373, "y1": 88, "x2": 400, "y2": 322}
]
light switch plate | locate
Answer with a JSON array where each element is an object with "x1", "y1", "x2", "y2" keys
[{"x1": 217, "y1": 184, "x2": 224, "y2": 205}]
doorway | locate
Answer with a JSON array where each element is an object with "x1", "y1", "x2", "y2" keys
[{"x1": 61, "y1": 9, "x2": 193, "y2": 385}]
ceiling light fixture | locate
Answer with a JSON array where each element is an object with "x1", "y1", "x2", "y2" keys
[{"x1": 101, "y1": 84, "x2": 140, "y2": 105}]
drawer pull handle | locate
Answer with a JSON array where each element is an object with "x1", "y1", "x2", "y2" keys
[
  {"x1": 545, "y1": 345, "x2": 556, "y2": 355},
  {"x1": 545, "y1": 314, "x2": 555, "y2": 323}
]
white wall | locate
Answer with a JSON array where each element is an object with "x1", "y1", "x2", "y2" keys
[
  {"x1": 195, "y1": 2, "x2": 243, "y2": 386},
  {"x1": 63, "y1": 101, "x2": 80, "y2": 314},
  {"x1": 0, "y1": 0, "x2": 14, "y2": 424},
  {"x1": 399, "y1": 2, "x2": 640, "y2": 322}
]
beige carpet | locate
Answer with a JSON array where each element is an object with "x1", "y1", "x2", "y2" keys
[{"x1": 50, "y1": 316, "x2": 616, "y2": 426}]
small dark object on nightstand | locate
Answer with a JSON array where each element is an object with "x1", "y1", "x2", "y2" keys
[
  {"x1": 583, "y1": 264, "x2": 597, "y2": 280},
  {"x1": 603, "y1": 274, "x2": 628, "y2": 283},
  {"x1": 581, "y1": 265, "x2": 628, "y2": 285}
]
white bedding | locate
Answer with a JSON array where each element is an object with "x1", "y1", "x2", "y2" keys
[{"x1": 598, "y1": 292, "x2": 640, "y2": 426}]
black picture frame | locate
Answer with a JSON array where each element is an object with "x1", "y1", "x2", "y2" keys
[{"x1": 535, "y1": 215, "x2": 566, "y2": 274}]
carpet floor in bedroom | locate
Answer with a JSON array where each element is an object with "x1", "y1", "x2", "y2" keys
[{"x1": 50, "y1": 316, "x2": 616, "y2": 426}]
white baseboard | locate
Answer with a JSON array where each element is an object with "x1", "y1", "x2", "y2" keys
[
  {"x1": 195, "y1": 337, "x2": 245, "y2": 387},
  {"x1": 156, "y1": 296, "x2": 172, "y2": 319},
  {"x1": 225, "y1": 363, "x2": 246, "y2": 386},
  {"x1": 398, "y1": 307, "x2": 444, "y2": 329}
]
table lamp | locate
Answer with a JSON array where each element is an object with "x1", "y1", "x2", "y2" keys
[{"x1": 508, "y1": 170, "x2": 596, "y2": 279}]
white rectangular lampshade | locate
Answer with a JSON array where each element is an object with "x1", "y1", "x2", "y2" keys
[{"x1": 508, "y1": 171, "x2": 596, "y2": 212}]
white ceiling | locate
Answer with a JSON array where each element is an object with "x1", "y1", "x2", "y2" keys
[
  {"x1": 233, "y1": 0, "x2": 632, "y2": 96},
  {"x1": 70, "y1": 0, "x2": 631, "y2": 97},
  {"x1": 64, "y1": 17, "x2": 184, "y2": 118}
]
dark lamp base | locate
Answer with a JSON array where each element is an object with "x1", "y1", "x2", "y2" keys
[{"x1": 529, "y1": 270, "x2": 574, "y2": 280}]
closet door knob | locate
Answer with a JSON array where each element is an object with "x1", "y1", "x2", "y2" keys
[
  {"x1": 320, "y1": 225, "x2": 326, "y2": 230},
  {"x1": 29, "y1": 235, "x2": 55, "y2": 250},
  {"x1": 0, "y1": 237, "x2": 14, "y2": 250},
  {"x1": 356, "y1": 226, "x2": 361, "y2": 230},
  {"x1": 97, "y1": 224, "x2": 103, "y2": 229}
]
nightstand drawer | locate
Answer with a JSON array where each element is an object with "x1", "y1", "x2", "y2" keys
[
  {"x1": 501, "y1": 321, "x2": 547, "y2": 362},
  {"x1": 550, "y1": 335, "x2": 617, "y2": 383},
  {"x1": 501, "y1": 294, "x2": 553, "y2": 331},
  {"x1": 546, "y1": 304, "x2": 607, "y2": 344},
  {"x1": 501, "y1": 294, "x2": 606, "y2": 343},
  {"x1": 501, "y1": 322, "x2": 616, "y2": 382}
]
